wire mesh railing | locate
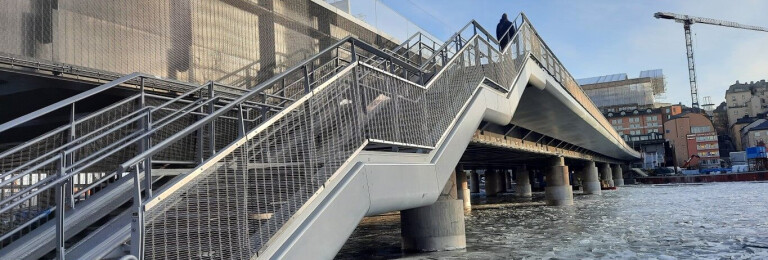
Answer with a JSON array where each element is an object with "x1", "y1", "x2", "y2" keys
[
  {"x1": 126, "y1": 15, "x2": 529, "y2": 259},
  {"x1": 0, "y1": 11, "x2": 637, "y2": 259}
]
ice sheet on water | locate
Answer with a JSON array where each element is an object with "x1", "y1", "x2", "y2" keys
[{"x1": 337, "y1": 182, "x2": 768, "y2": 259}]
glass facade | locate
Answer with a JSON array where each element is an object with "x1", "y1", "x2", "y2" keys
[{"x1": 583, "y1": 80, "x2": 656, "y2": 108}]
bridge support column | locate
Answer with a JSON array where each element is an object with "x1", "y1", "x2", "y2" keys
[
  {"x1": 599, "y1": 163, "x2": 614, "y2": 187},
  {"x1": 502, "y1": 170, "x2": 511, "y2": 192},
  {"x1": 515, "y1": 166, "x2": 532, "y2": 197},
  {"x1": 581, "y1": 161, "x2": 601, "y2": 195},
  {"x1": 469, "y1": 170, "x2": 480, "y2": 193},
  {"x1": 545, "y1": 157, "x2": 573, "y2": 206},
  {"x1": 401, "y1": 169, "x2": 466, "y2": 252},
  {"x1": 612, "y1": 164, "x2": 624, "y2": 186},
  {"x1": 484, "y1": 169, "x2": 499, "y2": 197},
  {"x1": 456, "y1": 168, "x2": 471, "y2": 214}
]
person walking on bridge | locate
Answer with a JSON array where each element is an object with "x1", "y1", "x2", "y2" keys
[{"x1": 496, "y1": 13, "x2": 515, "y2": 51}]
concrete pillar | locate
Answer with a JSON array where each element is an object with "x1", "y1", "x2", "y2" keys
[
  {"x1": 502, "y1": 170, "x2": 511, "y2": 192},
  {"x1": 469, "y1": 170, "x2": 480, "y2": 193},
  {"x1": 484, "y1": 169, "x2": 499, "y2": 197},
  {"x1": 455, "y1": 169, "x2": 471, "y2": 214},
  {"x1": 599, "y1": 163, "x2": 614, "y2": 187},
  {"x1": 515, "y1": 166, "x2": 532, "y2": 197},
  {"x1": 612, "y1": 164, "x2": 624, "y2": 186},
  {"x1": 401, "y1": 169, "x2": 466, "y2": 252},
  {"x1": 545, "y1": 157, "x2": 573, "y2": 206},
  {"x1": 580, "y1": 161, "x2": 601, "y2": 195}
]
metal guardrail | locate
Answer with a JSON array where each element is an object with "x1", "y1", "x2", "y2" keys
[
  {"x1": 0, "y1": 12, "x2": 637, "y2": 259},
  {"x1": 127, "y1": 16, "x2": 526, "y2": 259}
]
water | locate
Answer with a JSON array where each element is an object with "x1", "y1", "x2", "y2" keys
[{"x1": 336, "y1": 182, "x2": 768, "y2": 259}]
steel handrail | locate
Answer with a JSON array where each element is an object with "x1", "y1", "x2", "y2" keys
[
  {"x1": 116, "y1": 36, "x2": 421, "y2": 174},
  {"x1": 0, "y1": 73, "x2": 199, "y2": 133}
]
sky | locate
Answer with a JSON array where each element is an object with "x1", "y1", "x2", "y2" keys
[{"x1": 369, "y1": 0, "x2": 768, "y2": 107}]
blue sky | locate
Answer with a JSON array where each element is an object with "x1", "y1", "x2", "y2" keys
[{"x1": 372, "y1": 0, "x2": 768, "y2": 107}]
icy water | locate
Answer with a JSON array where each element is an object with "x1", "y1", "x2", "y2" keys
[{"x1": 336, "y1": 182, "x2": 768, "y2": 259}]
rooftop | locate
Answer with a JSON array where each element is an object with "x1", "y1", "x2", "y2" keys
[
  {"x1": 748, "y1": 120, "x2": 768, "y2": 131},
  {"x1": 576, "y1": 69, "x2": 663, "y2": 86},
  {"x1": 726, "y1": 80, "x2": 768, "y2": 94}
]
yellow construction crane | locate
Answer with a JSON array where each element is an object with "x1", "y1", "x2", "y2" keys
[{"x1": 654, "y1": 12, "x2": 768, "y2": 109}]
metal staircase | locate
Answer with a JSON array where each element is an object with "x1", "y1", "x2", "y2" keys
[{"x1": 0, "y1": 13, "x2": 629, "y2": 259}]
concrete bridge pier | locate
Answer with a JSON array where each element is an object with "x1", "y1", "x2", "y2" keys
[
  {"x1": 503, "y1": 170, "x2": 512, "y2": 192},
  {"x1": 455, "y1": 168, "x2": 471, "y2": 214},
  {"x1": 599, "y1": 162, "x2": 614, "y2": 187},
  {"x1": 484, "y1": 169, "x2": 500, "y2": 197},
  {"x1": 499, "y1": 170, "x2": 508, "y2": 193},
  {"x1": 469, "y1": 170, "x2": 480, "y2": 193},
  {"x1": 401, "y1": 171, "x2": 466, "y2": 252},
  {"x1": 545, "y1": 157, "x2": 573, "y2": 206},
  {"x1": 580, "y1": 161, "x2": 601, "y2": 195},
  {"x1": 612, "y1": 164, "x2": 624, "y2": 186},
  {"x1": 515, "y1": 166, "x2": 532, "y2": 197}
]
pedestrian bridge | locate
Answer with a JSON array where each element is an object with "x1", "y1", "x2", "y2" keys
[{"x1": 0, "y1": 13, "x2": 638, "y2": 259}]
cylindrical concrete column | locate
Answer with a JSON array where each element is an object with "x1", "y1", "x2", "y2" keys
[
  {"x1": 401, "y1": 169, "x2": 466, "y2": 252},
  {"x1": 612, "y1": 164, "x2": 624, "y2": 186},
  {"x1": 455, "y1": 169, "x2": 471, "y2": 214},
  {"x1": 469, "y1": 170, "x2": 480, "y2": 193},
  {"x1": 599, "y1": 162, "x2": 614, "y2": 187},
  {"x1": 484, "y1": 169, "x2": 499, "y2": 197},
  {"x1": 401, "y1": 198, "x2": 466, "y2": 252},
  {"x1": 501, "y1": 169, "x2": 512, "y2": 192},
  {"x1": 545, "y1": 157, "x2": 573, "y2": 206},
  {"x1": 515, "y1": 166, "x2": 532, "y2": 197},
  {"x1": 580, "y1": 161, "x2": 601, "y2": 195},
  {"x1": 496, "y1": 170, "x2": 508, "y2": 195}
]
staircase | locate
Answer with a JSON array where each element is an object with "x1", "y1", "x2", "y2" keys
[{"x1": 0, "y1": 13, "x2": 632, "y2": 259}]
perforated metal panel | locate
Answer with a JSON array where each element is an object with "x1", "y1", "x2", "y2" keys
[{"x1": 0, "y1": 0, "x2": 398, "y2": 89}]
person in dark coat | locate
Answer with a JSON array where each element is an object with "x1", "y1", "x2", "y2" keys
[{"x1": 496, "y1": 13, "x2": 515, "y2": 51}]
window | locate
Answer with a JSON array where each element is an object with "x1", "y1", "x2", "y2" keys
[
  {"x1": 695, "y1": 135, "x2": 717, "y2": 142},
  {"x1": 666, "y1": 108, "x2": 671, "y2": 113},
  {"x1": 756, "y1": 132, "x2": 762, "y2": 137},
  {"x1": 691, "y1": 126, "x2": 712, "y2": 134}
]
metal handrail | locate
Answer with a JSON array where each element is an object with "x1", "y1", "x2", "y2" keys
[{"x1": 117, "y1": 36, "x2": 425, "y2": 173}]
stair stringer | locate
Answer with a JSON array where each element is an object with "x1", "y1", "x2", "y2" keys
[{"x1": 257, "y1": 58, "x2": 548, "y2": 260}]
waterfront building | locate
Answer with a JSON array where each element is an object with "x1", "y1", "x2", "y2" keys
[
  {"x1": 577, "y1": 70, "x2": 666, "y2": 108},
  {"x1": 731, "y1": 116, "x2": 759, "y2": 151},
  {"x1": 604, "y1": 106, "x2": 665, "y2": 169},
  {"x1": 580, "y1": 70, "x2": 669, "y2": 169},
  {"x1": 664, "y1": 112, "x2": 721, "y2": 169},
  {"x1": 740, "y1": 119, "x2": 768, "y2": 148},
  {"x1": 725, "y1": 80, "x2": 768, "y2": 129}
]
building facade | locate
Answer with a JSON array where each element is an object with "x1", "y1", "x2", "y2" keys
[
  {"x1": 725, "y1": 80, "x2": 768, "y2": 129},
  {"x1": 605, "y1": 106, "x2": 666, "y2": 169},
  {"x1": 664, "y1": 112, "x2": 721, "y2": 169},
  {"x1": 740, "y1": 119, "x2": 768, "y2": 149},
  {"x1": 577, "y1": 69, "x2": 666, "y2": 108}
]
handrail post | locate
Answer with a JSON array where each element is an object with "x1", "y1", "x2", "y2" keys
[
  {"x1": 237, "y1": 103, "x2": 246, "y2": 138},
  {"x1": 208, "y1": 82, "x2": 216, "y2": 155},
  {"x1": 260, "y1": 93, "x2": 269, "y2": 124},
  {"x1": 66, "y1": 103, "x2": 75, "y2": 209},
  {"x1": 143, "y1": 110, "x2": 152, "y2": 198},
  {"x1": 303, "y1": 65, "x2": 311, "y2": 94},
  {"x1": 129, "y1": 165, "x2": 144, "y2": 258},
  {"x1": 55, "y1": 152, "x2": 66, "y2": 260}
]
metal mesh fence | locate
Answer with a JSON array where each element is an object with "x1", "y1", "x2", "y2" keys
[
  {"x1": 140, "y1": 20, "x2": 533, "y2": 258},
  {"x1": 0, "y1": 0, "x2": 398, "y2": 88}
]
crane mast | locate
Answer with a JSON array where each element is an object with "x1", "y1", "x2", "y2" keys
[{"x1": 654, "y1": 12, "x2": 768, "y2": 109}]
